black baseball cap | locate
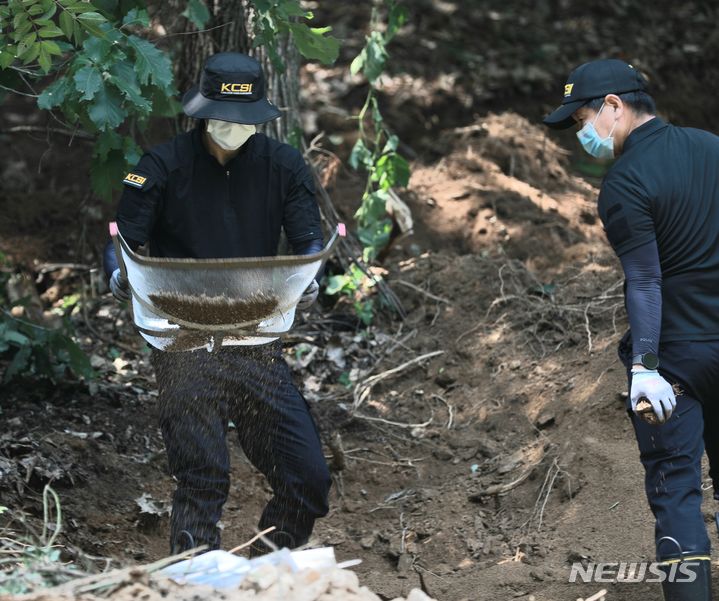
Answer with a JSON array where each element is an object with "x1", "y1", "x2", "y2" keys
[
  {"x1": 182, "y1": 52, "x2": 281, "y2": 124},
  {"x1": 543, "y1": 59, "x2": 647, "y2": 129}
]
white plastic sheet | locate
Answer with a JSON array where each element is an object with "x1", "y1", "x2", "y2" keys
[{"x1": 159, "y1": 547, "x2": 359, "y2": 589}]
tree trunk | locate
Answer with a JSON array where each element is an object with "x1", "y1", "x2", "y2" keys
[{"x1": 160, "y1": 0, "x2": 300, "y2": 142}]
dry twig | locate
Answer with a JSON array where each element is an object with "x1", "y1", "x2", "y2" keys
[{"x1": 352, "y1": 350, "x2": 445, "y2": 411}]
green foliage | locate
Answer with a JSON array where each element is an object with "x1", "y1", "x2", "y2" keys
[
  {"x1": 350, "y1": 1, "x2": 407, "y2": 83},
  {"x1": 324, "y1": 1, "x2": 408, "y2": 324},
  {"x1": 250, "y1": 0, "x2": 340, "y2": 71},
  {"x1": 326, "y1": 264, "x2": 378, "y2": 326},
  {"x1": 0, "y1": 0, "x2": 180, "y2": 200},
  {"x1": 348, "y1": 1, "x2": 408, "y2": 264},
  {"x1": 0, "y1": 310, "x2": 94, "y2": 383},
  {"x1": 182, "y1": 0, "x2": 210, "y2": 29},
  {"x1": 0, "y1": 253, "x2": 93, "y2": 383}
]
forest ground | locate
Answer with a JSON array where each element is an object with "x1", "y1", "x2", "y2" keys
[{"x1": 3, "y1": 3, "x2": 719, "y2": 600}]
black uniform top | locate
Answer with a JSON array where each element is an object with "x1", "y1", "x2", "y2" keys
[
  {"x1": 116, "y1": 124, "x2": 322, "y2": 259},
  {"x1": 598, "y1": 117, "x2": 719, "y2": 343}
]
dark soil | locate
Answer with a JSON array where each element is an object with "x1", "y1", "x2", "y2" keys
[{"x1": 149, "y1": 291, "x2": 279, "y2": 325}]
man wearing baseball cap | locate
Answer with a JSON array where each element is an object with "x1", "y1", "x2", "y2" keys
[
  {"x1": 545, "y1": 58, "x2": 719, "y2": 600},
  {"x1": 104, "y1": 52, "x2": 330, "y2": 556}
]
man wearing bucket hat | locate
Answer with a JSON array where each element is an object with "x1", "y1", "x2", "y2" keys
[
  {"x1": 104, "y1": 52, "x2": 330, "y2": 556},
  {"x1": 544, "y1": 58, "x2": 719, "y2": 600}
]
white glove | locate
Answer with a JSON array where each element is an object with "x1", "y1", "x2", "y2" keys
[
  {"x1": 630, "y1": 369, "x2": 676, "y2": 424},
  {"x1": 109, "y1": 268, "x2": 130, "y2": 302},
  {"x1": 296, "y1": 280, "x2": 319, "y2": 311}
]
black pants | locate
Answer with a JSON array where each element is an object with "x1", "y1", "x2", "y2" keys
[
  {"x1": 150, "y1": 341, "x2": 331, "y2": 553},
  {"x1": 619, "y1": 332, "x2": 719, "y2": 561}
]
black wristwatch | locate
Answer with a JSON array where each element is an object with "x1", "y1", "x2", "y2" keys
[{"x1": 632, "y1": 352, "x2": 659, "y2": 370}]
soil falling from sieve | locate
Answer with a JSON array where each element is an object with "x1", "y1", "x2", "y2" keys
[{"x1": 150, "y1": 291, "x2": 279, "y2": 325}]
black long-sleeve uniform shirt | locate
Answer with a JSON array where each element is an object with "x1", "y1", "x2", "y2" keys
[
  {"x1": 113, "y1": 124, "x2": 322, "y2": 264},
  {"x1": 597, "y1": 117, "x2": 719, "y2": 355}
]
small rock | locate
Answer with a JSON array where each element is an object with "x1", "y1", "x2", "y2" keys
[
  {"x1": 360, "y1": 535, "x2": 375, "y2": 549},
  {"x1": 535, "y1": 412, "x2": 555, "y2": 429},
  {"x1": 397, "y1": 553, "x2": 413, "y2": 577},
  {"x1": 434, "y1": 371, "x2": 456, "y2": 388},
  {"x1": 432, "y1": 448, "x2": 454, "y2": 461}
]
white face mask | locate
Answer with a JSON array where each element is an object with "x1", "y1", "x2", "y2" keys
[{"x1": 206, "y1": 119, "x2": 256, "y2": 150}]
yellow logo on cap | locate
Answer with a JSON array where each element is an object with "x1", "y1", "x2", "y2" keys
[
  {"x1": 564, "y1": 83, "x2": 574, "y2": 97},
  {"x1": 220, "y1": 83, "x2": 253, "y2": 95}
]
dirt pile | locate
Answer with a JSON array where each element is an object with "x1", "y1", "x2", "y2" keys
[{"x1": 149, "y1": 292, "x2": 280, "y2": 325}]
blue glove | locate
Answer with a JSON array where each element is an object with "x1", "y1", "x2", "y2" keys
[
  {"x1": 296, "y1": 280, "x2": 319, "y2": 311},
  {"x1": 630, "y1": 369, "x2": 676, "y2": 424},
  {"x1": 109, "y1": 268, "x2": 130, "y2": 302}
]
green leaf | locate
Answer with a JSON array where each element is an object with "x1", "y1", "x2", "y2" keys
[
  {"x1": 87, "y1": 82, "x2": 126, "y2": 130},
  {"x1": 73, "y1": 65, "x2": 102, "y2": 100},
  {"x1": 287, "y1": 23, "x2": 339, "y2": 65},
  {"x1": 382, "y1": 134, "x2": 399, "y2": 154},
  {"x1": 277, "y1": 0, "x2": 307, "y2": 18},
  {"x1": 63, "y1": 3, "x2": 94, "y2": 12},
  {"x1": 27, "y1": 4, "x2": 45, "y2": 16},
  {"x1": 3, "y1": 328, "x2": 31, "y2": 346},
  {"x1": 253, "y1": 0, "x2": 272, "y2": 12},
  {"x1": 108, "y1": 60, "x2": 151, "y2": 112},
  {"x1": 181, "y1": 0, "x2": 210, "y2": 29},
  {"x1": 123, "y1": 135, "x2": 142, "y2": 166},
  {"x1": 37, "y1": 76, "x2": 71, "y2": 109},
  {"x1": 81, "y1": 35, "x2": 112, "y2": 62},
  {"x1": 13, "y1": 12, "x2": 29, "y2": 30},
  {"x1": 127, "y1": 34, "x2": 173, "y2": 89},
  {"x1": 0, "y1": 50, "x2": 14, "y2": 69},
  {"x1": 3, "y1": 345, "x2": 32, "y2": 383},
  {"x1": 94, "y1": 128, "x2": 122, "y2": 159},
  {"x1": 122, "y1": 7, "x2": 149, "y2": 27},
  {"x1": 38, "y1": 24, "x2": 64, "y2": 38},
  {"x1": 365, "y1": 32, "x2": 388, "y2": 83},
  {"x1": 325, "y1": 274, "x2": 351, "y2": 296},
  {"x1": 50, "y1": 334, "x2": 94, "y2": 380},
  {"x1": 149, "y1": 87, "x2": 181, "y2": 117},
  {"x1": 349, "y1": 138, "x2": 373, "y2": 171},
  {"x1": 38, "y1": 43, "x2": 51, "y2": 71},
  {"x1": 373, "y1": 152, "x2": 410, "y2": 190},
  {"x1": 41, "y1": 39, "x2": 61, "y2": 55},
  {"x1": 357, "y1": 218, "x2": 392, "y2": 257},
  {"x1": 386, "y1": 2, "x2": 408, "y2": 41},
  {"x1": 14, "y1": 18, "x2": 34, "y2": 36},
  {"x1": 19, "y1": 39, "x2": 40, "y2": 64},
  {"x1": 16, "y1": 31, "x2": 37, "y2": 58},
  {"x1": 349, "y1": 51, "x2": 364, "y2": 77},
  {"x1": 355, "y1": 190, "x2": 388, "y2": 225},
  {"x1": 77, "y1": 10, "x2": 107, "y2": 37},
  {"x1": 58, "y1": 10, "x2": 74, "y2": 39},
  {"x1": 90, "y1": 147, "x2": 125, "y2": 199}
]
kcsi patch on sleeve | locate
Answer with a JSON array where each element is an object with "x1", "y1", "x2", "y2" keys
[{"x1": 123, "y1": 172, "x2": 148, "y2": 189}]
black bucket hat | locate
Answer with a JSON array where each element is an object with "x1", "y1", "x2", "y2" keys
[
  {"x1": 182, "y1": 52, "x2": 281, "y2": 124},
  {"x1": 544, "y1": 59, "x2": 647, "y2": 129}
]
